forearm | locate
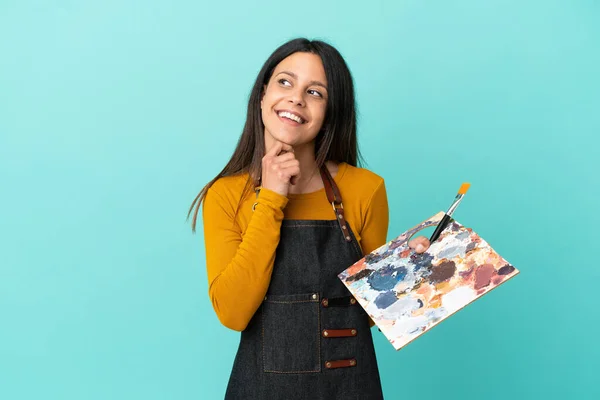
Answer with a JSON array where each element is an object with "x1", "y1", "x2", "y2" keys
[{"x1": 204, "y1": 188, "x2": 288, "y2": 331}]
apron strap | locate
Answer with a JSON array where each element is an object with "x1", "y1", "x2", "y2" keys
[
  {"x1": 320, "y1": 165, "x2": 352, "y2": 242},
  {"x1": 320, "y1": 295, "x2": 358, "y2": 307}
]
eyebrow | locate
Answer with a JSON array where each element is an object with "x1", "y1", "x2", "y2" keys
[{"x1": 277, "y1": 71, "x2": 328, "y2": 90}]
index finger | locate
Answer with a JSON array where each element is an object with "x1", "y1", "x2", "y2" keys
[
  {"x1": 265, "y1": 141, "x2": 283, "y2": 157},
  {"x1": 279, "y1": 142, "x2": 294, "y2": 154}
]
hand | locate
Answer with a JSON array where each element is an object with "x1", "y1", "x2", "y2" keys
[
  {"x1": 261, "y1": 140, "x2": 301, "y2": 196},
  {"x1": 408, "y1": 236, "x2": 431, "y2": 254}
]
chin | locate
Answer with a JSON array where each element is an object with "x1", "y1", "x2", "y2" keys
[
  {"x1": 265, "y1": 125, "x2": 297, "y2": 144},
  {"x1": 264, "y1": 119, "x2": 319, "y2": 147},
  {"x1": 269, "y1": 133, "x2": 299, "y2": 147}
]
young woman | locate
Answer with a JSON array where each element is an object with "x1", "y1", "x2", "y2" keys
[{"x1": 189, "y1": 38, "x2": 430, "y2": 399}]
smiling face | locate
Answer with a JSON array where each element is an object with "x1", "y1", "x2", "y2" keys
[{"x1": 260, "y1": 52, "x2": 328, "y2": 151}]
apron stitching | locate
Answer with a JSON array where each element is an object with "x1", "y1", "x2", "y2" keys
[
  {"x1": 261, "y1": 305, "x2": 266, "y2": 373},
  {"x1": 282, "y1": 225, "x2": 336, "y2": 228},
  {"x1": 265, "y1": 300, "x2": 318, "y2": 304},
  {"x1": 350, "y1": 237, "x2": 362, "y2": 260},
  {"x1": 261, "y1": 300, "x2": 321, "y2": 374},
  {"x1": 317, "y1": 297, "x2": 322, "y2": 372},
  {"x1": 263, "y1": 370, "x2": 321, "y2": 374}
]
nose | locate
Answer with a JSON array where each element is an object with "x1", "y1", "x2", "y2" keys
[{"x1": 288, "y1": 88, "x2": 305, "y2": 107}]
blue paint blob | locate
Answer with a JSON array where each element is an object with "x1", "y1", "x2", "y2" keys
[
  {"x1": 395, "y1": 266, "x2": 408, "y2": 280},
  {"x1": 374, "y1": 291, "x2": 398, "y2": 309},
  {"x1": 367, "y1": 265, "x2": 408, "y2": 291},
  {"x1": 410, "y1": 252, "x2": 434, "y2": 271}
]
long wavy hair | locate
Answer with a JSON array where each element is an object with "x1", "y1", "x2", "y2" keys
[{"x1": 188, "y1": 38, "x2": 362, "y2": 232}]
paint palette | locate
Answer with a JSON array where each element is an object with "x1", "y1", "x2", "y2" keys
[{"x1": 338, "y1": 211, "x2": 519, "y2": 351}]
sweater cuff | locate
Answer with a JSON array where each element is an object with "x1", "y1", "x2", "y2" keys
[{"x1": 256, "y1": 187, "x2": 288, "y2": 211}]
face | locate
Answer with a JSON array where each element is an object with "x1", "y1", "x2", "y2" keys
[{"x1": 260, "y1": 52, "x2": 328, "y2": 150}]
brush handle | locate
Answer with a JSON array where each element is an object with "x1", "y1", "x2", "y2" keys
[{"x1": 429, "y1": 213, "x2": 452, "y2": 243}]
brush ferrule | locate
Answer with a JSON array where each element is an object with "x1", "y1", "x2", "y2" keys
[{"x1": 446, "y1": 194, "x2": 464, "y2": 216}]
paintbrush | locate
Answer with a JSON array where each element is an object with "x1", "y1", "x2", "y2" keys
[{"x1": 429, "y1": 183, "x2": 471, "y2": 243}]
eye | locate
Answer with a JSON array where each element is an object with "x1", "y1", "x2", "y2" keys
[
  {"x1": 278, "y1": 79, "x2": 291, "y2": 87},
  {"x1": 308, "y1": 89, "x2": 323, "y2": 98}
]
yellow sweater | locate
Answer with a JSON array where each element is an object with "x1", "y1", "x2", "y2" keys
[{"x1": 202, "y1": 162, "x2": 389, "y2": 331}]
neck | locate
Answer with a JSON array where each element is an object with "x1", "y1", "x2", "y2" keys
[{"x1": 287, "y1": 141, "x2": 321, "y2": 194}]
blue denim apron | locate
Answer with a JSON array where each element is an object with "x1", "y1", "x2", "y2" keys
[{"x1": 224, "y1": 166, "x2": 384, "y2": 399}]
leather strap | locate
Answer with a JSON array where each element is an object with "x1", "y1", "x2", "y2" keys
[
  {"x1": 325, "y1": 359, "x2": 357, "y2": 369},
  {"x1": 322, "y1": 328, "x2": 358, "y2": 338},
  {"x1": 321, "y1": 296, "x2": 357, "y2": 308},
  {"x1": 320, "y1": 164, "x2": 342, "y2": 203},
  {"x1": 320, "y1": 165, "x2": 352, "y2": 242}
]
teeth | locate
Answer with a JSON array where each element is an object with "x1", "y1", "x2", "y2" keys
[{"x1": 278, "y1": 111, "x2": 304, "y2": 124}]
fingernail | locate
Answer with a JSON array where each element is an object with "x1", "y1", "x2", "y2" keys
[{"x1": 416, "y1": 244, "x2": 424, "y2": 252}]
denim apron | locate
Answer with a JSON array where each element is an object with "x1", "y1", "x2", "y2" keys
[{"x1": 224, "y1": 166, "x2": 384, "y2": 399}]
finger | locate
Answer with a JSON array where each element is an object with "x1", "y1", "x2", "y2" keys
[
  {"x1": 265, "y1": 141, "x2": 283, "y2": 157},
  {"x1": 273, "y1": 151, "x2": 296, "y2": 163},
  {"x1": 279, "y1": 142, "x2": 294, "y2": 155},
  {"x1": 268, "y1": 160, "x2": 298, "y2": 176},
  {"x1": 277, "y1": 159, "x2": 300, "y2": 171},
  {"x1": 277, "y1": 163, "x2": 301, "y2": 184},
  {"x1": 408, "y1": 236, "x2": 427, "y2": 247},
  {"x1": 416, "y1": 238, "x2": 430, "y2": 253},
  {"x1": 409, "y1": 236, "x2": 430, "y2": 253}
]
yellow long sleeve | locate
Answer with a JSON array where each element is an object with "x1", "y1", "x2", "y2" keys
[{"x1": 202, "y1": 163, "x2": 389, "y2": 331}]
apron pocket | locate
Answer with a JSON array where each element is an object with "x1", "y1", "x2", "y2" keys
[{"x1": 262, "y1": 292, "x2": 320, "y2": 373}]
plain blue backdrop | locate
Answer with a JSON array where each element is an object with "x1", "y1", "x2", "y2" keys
[{"x1": 1, "y1": 1, "x2": 598, "y2": 399}]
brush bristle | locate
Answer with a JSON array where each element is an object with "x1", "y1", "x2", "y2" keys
[{"x1": 458, "y1": 182, "x2": 471, "y2": 195}]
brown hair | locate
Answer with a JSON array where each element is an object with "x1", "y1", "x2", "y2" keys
[{"x1": 187, "y1": 38, "x2": 362, "y2": 232}]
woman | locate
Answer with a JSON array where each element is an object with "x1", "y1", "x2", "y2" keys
[{"x1": 188, "y1": 38, "x2": 430, "y2": 399}]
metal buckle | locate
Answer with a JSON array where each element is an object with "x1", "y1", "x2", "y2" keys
[{"x1": 331, "y1": 201, "x2": 344, "y2": 212}]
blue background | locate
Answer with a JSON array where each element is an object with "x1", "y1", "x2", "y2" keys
[{"x1": 1, "y1": 1, "x2": 598, "y2": 399}]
